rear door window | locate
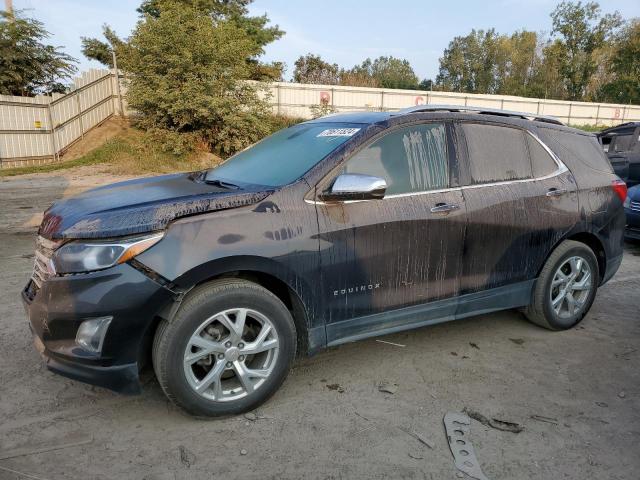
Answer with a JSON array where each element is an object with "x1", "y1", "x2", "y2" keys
[
  {"x1": 342, "y1": 123, "x2": 449, "y2": 195},
  {"x1": 527, "y1": 134, "x2": 558, "y2": 177},
  {"x1": 461, "y1": 123, "x2": 532, "y2": 183}
]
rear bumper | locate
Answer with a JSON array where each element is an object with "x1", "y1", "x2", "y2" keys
[
  {"x1": 625, "y1": 207, "x2": 640, "y2": 240},
  {"x1": 22, "y1": 262, "x2": 175, "y2": 394}
]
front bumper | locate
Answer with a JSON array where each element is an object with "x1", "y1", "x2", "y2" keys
[{"x1": 22, "y1": 262, "x2": 175, "y2": 394}]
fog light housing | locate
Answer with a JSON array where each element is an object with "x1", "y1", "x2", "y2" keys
[{"x1": 75, "y1": 316, "x2": 112, "y2": 353}]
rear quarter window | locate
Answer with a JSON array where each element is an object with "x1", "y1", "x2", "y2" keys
[{"x1": 538, "y1": 128, "x2": 613, "y2": 174}]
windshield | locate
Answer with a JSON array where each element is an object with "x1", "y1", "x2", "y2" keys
[{"x1": 205, "y1": 122, "x2": 364, "y2": 187}]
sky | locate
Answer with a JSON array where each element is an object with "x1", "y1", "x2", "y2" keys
[{"x1": 10, "y1": 0, "x2": 640, "y2": 81}]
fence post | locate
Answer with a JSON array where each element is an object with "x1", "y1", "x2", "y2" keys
[
  {"x1": 112, "y1": 51, "x2": 124, "y2": 117},
  {"x1": 536, "y1": 101, "x2": 541, "y2": 115},
  {"x1": 464, "y1": 96, "x2": 468, "y2": 106},
  {"x1": 276, "y1": 83, "x2": 281, "y2": 115},
  {"x1": 567, "y1": 102, "x2": 573, "y2": 125},
  {"x1": 75, "y1": 90, "x2": 84, "y2": 139},
  {"x1": 46, "y1": 101, "x2": 58, "y2": 162},
  {"x1": 595, "y1": 104, "x2": 600, "y2": 125}
]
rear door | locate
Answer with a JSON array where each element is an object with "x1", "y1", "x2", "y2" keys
[
  {"x1": 313, "y1": 121, "x2": 467, "y2": 342},
  {"x1": 457, "y1": 122, "x2": 577, "y2": 296}
]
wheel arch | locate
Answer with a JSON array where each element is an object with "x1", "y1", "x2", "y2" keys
[
  {"x1": 148, "y1": 256, "x2": 317, "y2": 359},
  {"x1": 543, "y1": 230, "x2": 606, "y2": 283}
]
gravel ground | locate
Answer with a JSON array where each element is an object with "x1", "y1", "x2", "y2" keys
[{"x1": 1, "y1": 168, "x2": 639, "y2": 480}]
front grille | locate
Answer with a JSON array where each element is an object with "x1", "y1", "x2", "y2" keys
[
  {"x1": 630, "y1": 201, "x2": 640, "y2": 212},
  {"x1": 30, "y1": 236, "x2": 58, "y2": 292}
]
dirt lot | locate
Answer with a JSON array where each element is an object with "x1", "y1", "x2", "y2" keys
[{"x1": 1, "y1": 168, "x2": 639, "y2": 480}]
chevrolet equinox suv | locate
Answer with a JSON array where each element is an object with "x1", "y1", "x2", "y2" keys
[{"x1": 23, "y1": 106, "x2": 626, "y2": 417}]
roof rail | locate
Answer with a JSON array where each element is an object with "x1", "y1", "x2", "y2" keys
[{"x1": 393, "y1": 104, "x2": 564, "y2": 126}]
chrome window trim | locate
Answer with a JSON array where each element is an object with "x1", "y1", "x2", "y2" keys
[{"x1": 307, "y1": 130, "x2": 568, "y2": 205}]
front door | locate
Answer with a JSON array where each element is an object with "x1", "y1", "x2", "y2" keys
[{"x1": 313, "y1": 122, "x2": 467, "y2": 344}]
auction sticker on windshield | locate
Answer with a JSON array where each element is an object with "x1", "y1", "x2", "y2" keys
[{"x1": 316, "y1": 128, "x2": 361, "y2": 137}]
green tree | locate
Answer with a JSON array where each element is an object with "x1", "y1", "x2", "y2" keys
[
  {"x1": 82, "y1": 0, "x2": 283, "y2": 80},
  {"x1": 598, "y1": 19, "x2": 640, "y2": 104},
  {"x1": 0, "y1": 10, "x2": 77, "y2": 95},
  {"x1": 356, "y1": 56, "x2": 419, "y2": 90},
  {"x1": 436, "y1": 29, "x2": 503, "y2": 94},
  {"x1": 550, "y1": 1, "x2": 622, "y2": 100},
  {"x1": 338, "y1": 63, "x2": 379, "y2": 88},
  {"x1": 292, "y1": 54, "x2": 339, "y2": 84},
  {"x1": 120, "y1": 1, "x2": 271, "y2": 155},
  {"x1": 80, "y1": 25, "x2": 124, "y2": 68}
]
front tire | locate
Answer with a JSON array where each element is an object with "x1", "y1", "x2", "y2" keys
[
  {"x1": 153, "y1": 279, "x2": 297, "y2": 417},
  {"x1": 524, "y1": 240, "x2": 599, "y2": 330}
]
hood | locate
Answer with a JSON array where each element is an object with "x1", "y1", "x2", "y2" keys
[{"x1": 39, "y1": 172, "x2": 272, "y2": 240}]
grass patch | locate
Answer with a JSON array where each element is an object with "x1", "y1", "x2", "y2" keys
[
  {"x1": 569, "y1": 124, "x2": 608, "y2": 133},
  {"x1": 0, "y1": 127, "x2": 221, "y2": 177}
]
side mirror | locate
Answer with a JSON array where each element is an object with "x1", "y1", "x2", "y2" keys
[{"x1": 320, "y1": 173, "x2": 387, "y2": 202}]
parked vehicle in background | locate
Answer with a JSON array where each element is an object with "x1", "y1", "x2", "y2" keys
[
  {"x1": 624, "y1": 185, "x2": 640, "y2": 241},
  {"x1": 23, "y1": 105, "x2": 626, "y2": 417},
  {"x1": 598, "y1": 122, "x2": 640, "y2": 187}
]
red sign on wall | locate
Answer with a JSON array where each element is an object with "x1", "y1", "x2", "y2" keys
[{"x1": 320, "y1": 91, "x2": 331, "y2": 105}]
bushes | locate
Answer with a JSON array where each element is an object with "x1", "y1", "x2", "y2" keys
[{"x1": 119, "y1": 2, "x2": 273, "y2": 158}]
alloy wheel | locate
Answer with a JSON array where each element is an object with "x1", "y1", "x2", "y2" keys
[
  {"x1": 183, "y1": 308, "x2": 279, "y2": 402},
  {"x1": 550, "y1": 255, "x2": 593, "y2": 319}
]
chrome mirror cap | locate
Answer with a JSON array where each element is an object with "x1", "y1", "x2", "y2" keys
[{"x1": 321, "y1": 173, "x2": 387, "y2": 202}]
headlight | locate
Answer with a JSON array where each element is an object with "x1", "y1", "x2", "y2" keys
[
  {"x1": 623, "y1": 196, "x2": 630, "y2": 208},
  {"x1": 53, "y1": 232, "x2": 164, "y2": 274}
]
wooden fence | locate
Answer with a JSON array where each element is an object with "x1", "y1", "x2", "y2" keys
[{"x1": 2, "y1": 69, "x2": 639, "y2": 168}]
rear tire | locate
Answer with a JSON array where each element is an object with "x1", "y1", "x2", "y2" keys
[
  {"x1": 524, "y1": 240, "x2": 599, "y2": 330},
  {"x1": 153, "y1": 279, "x2": 296, "y2": 417}
]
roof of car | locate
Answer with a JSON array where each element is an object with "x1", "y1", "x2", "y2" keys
[
  {"x1": 305, "y1": 104, "x2": 565, "y2": 128},
  {"x1": 599, "y1": 122, "x2": 640, "y2": 134}
]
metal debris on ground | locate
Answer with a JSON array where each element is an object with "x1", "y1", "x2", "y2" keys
[
  {"x1": 530, "y1": 415, "x2": 559, "y2": 425},
  {"x1": 464, "y1": 408, "x2": 524, "y2": 434},
  {"x1": 469, "y1": 342, "x2": 480, "y2": 349},
  {"x1": 378, "y1": 382, "x2": 399, "y2": 394},
  {"x1": 0, "y1": 432, "x2": 94, "y2": 461},
  {"x1": 326, "y1": 383, "x2": 345, "y2": 393},
  {"x1": 443, "y1": 412, "x2": 491, "y2": 480},
  {"x1": 375, "y1": 339, "x2": 406, "y2": 347},
  {"x1": 240, "y1": 449, "x2": 248, "y2": 456},
  {"x1": 398, "y1": 426, "x2": 434, "y2": 449},
  {"x1": 509, "y1": 338, "x2": 525, "y2": 345}
]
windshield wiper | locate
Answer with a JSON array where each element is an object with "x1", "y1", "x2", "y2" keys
[{"x1": 204, "y1": 179, "x2": 240, "y2": 190}]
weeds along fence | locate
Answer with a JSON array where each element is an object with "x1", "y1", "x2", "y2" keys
[
  {"x1": 2, "y1": 68, "x2": 640, "y2": 169},
  {"x1": 0, "y1": 69, "x2": 124, "y2": 169}
]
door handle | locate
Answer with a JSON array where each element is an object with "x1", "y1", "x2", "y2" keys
[
  {"x1": 546, "y1": 188, "x2": 568, "y2": 197},
  {"x1": 430, "y1": 203, "x2": 460, "y2": 213}
]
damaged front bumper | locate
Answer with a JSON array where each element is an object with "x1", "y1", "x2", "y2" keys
[{"x1": 22, "y1": 262, "x2": 175, "y2": 394}]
